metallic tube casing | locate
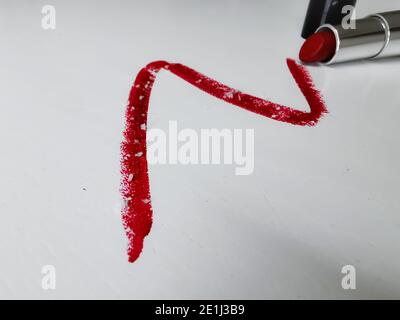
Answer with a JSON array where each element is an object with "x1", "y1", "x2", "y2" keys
[
  {"x1": 316, "y1": 10, "x2": 400, "y2": 64},
  {"x1": 372, "y1": 11, "x2": 400, "y2": 58}
]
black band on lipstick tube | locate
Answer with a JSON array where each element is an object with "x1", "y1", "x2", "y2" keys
[{"x1": 301, "y1": 0, "x2": 357, "y2": 39}]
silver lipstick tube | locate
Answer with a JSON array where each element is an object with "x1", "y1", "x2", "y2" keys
[{"x1": 316, "y1": 10, "x2": 400, "y2": 64}]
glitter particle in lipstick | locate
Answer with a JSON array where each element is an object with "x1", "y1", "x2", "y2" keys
[{"x1": 121, "y1": 59, "x2": 327, "y2": 263}]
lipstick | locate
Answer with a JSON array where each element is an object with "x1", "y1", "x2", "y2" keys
[{"x1": 299, "y1": 11, "x2": 400, "y2": 65}]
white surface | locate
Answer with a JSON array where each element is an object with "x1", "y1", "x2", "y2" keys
[{"x1": 0, "y1": 0, "x2": 400, "y2": 299}]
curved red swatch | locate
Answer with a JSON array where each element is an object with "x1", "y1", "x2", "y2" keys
[{"x1": 121, "y1": 59, "x2": 327, "y2": 263}]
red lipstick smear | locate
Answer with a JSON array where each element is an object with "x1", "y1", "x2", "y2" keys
[{"x1": 121, "y1": 58, "x2": 327, "y2": 263}]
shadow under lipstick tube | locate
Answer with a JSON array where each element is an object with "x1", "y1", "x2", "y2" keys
[{"x1": 316, "y1": 11, "x2": 400, "y2": 65}]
